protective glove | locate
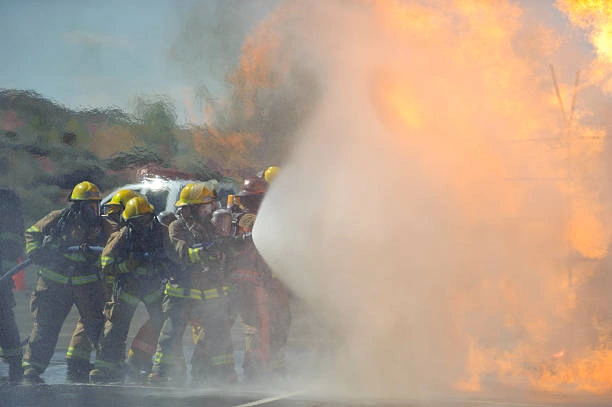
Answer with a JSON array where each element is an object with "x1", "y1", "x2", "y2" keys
[
  {"x1": 79, "y1": 241, "x2": 90, "y2": 254},
  {"x1": 28, "y1": 248, "x2": 46, "y2": 264},
  {"x1": 41, "y1": 235, "x2": 60, "y2": 250},
  {"x1": 127, "y1": 253, "x2": 144, "y2": 270},
  {"x1": 190, "y1": 245, "x2": 225, "y2": 268},
  {"x1": 79, "y1": 242, "x2": 100, "y2": 262},
  {"x1": 208, "y1": 249, "x2": 226, "y2": 264},
  {"x1": 30, "y1": 235, "x2": 62, "y2": 264}
]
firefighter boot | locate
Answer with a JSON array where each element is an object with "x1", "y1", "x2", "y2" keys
[
  {"x1": 89, "y1": 367, "x2": 123, "y2": 384},
  {"x1": 7, "y1": 357, "x2": 23, "y2": 383},
  {"x1": 147, "y1": 365, "x2": 187, "y2": 386},
  {"x1": 22, "y1": 367, "x2": 44, "y2": 384},
  {"x1": 146, "y1": 372, "x2": 169, "y2": 385},
  {"x1": 124, "y1": 357, "x2": 148, "y2": 384},
  {"x1": 66, "y1": 358, "x2": 93, "y2": 383}
]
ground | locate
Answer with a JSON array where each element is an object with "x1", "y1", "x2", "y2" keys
[{"x1": 4, "y1": 291, "x2": 612, "y2": 406}]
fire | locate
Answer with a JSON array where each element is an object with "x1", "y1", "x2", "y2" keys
[
  {"x1": 186, "y1": 3, "x2": 297, "y2": 175},
  {"x1": 532, "y1": 348, "x2": 612, "y2": 393},
  {"x1": 557, "y1": 0, "x2": 612, "y2": 66},
  {"x1": 233, "y1": 0, "x2": 612, "y2": 398},
  {"x1": 557, "y1": 0, "x2": 612, "y2": 93},
  {"x1": 553, "y1": 349, "x2": 566, "y2": 358},
  {"x1": 377, "y1": 78, "x2": 422, "y2": 131},
  {"x1": 228, "y1": 7, "x2": 289, "y2": 118},
  {"x1": 191, "y1": 125, "x2": 261, "y2": 176},
  {"x1": 569, "y1": 196, "x2": 608, "y2": 261}
]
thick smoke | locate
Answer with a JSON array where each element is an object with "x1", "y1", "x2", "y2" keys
[
  {"x1": 170, "y1": 0, "x2": 320, "y2": 167},
  {"x1": 169, "y1": 0, "x2": 279, "y2": 84},
  {"x1": 249, "y1": 0, "x2": 612, "y2": 399}
]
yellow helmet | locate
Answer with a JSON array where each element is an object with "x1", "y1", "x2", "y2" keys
[
  {"x1": 105, "y1": 189, "x2": 142, "y2": 215},
  {"x1": 70, "y1": 181, "x2": 101, "y2": 201},
  {"x1": 263, "y1": 166, "x2": 280, "y2": 184},
  {"x1": 175, "y1": 183, "x2": 215, "y2": 207},
  {"x1": 122, "y1": 196, "x2": 154, "y2": 221}
]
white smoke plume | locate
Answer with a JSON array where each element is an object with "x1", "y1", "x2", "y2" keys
[{"x1": 250, "y1": 0, "x2": 612, "y2": 400}]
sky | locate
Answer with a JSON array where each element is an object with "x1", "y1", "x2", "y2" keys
[{"x1": 0, "y1": 0, "x2": 279, "y2": 123}]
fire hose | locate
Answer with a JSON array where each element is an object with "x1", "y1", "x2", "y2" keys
[{"x1": 0, "y1": 245, "x2": 104, "y2": 285}]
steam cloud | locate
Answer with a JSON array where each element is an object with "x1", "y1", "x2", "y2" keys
[{"x1": 247, "y1": 0, "x2": 612, "y2": 399}]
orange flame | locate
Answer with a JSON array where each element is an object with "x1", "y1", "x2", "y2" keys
[
  {"x1": 366, "y1": 0, "x2": 611, "y2": 395},
  {"x1": 244, "y1": 0, "x2": 612, "y2": 397},
  {"x1": 191, "y1": 125, "x2": 261, "y2": 177},
  {"x1": 557, "y1": 0, "x2": 612, "y2": 93},
  {"x1": 228, "y1": 8, "x2": 289, "y2": 118}
]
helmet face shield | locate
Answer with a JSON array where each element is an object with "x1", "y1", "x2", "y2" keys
[
  {"x1": 79, "y1": 201, "x2": 100, "y2": 223},
  {"x1": 237, "y1": 194, "x2": 263, "y2": 213},
  {"x1": 211, "y1": 209, "x2": 232, "y2": 237},
  {"x1": 103, "y1": 204, "x2": 121, "y2": 216},
  {"x1": 195, "y1": 201, "x2": 215, "y2": 219},
  {"x1": 127, "y1": 213, "x2": 154, "y2": 230},
  {"x1": 157, "y1": 211, "x2": 177, "y2": 227}
]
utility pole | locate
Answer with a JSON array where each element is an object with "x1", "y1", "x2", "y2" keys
[{"x1": 550, "y1": 64, "x2": 580, "y2": 289}]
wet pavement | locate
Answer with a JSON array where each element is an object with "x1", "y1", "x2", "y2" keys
[
  {"x1": 0, "y1": 384, "x2": 307, "y2": 407},
  {"x1": 3, "y1": 349, "x2": 612, "y2": 407},
  {"x1": 4, "y1": 292, "x2": 612, "y2": 406},
  {"x1": 3, "y1": 382, "x2": 612, "y2": 407},
  {"x1": 0, "y1": 290, "x2": 332, "y2": 406}
]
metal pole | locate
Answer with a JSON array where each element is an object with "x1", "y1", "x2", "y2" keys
[
  {"x1": 550, "y1": 64, "x2": 567, "y2": 126},
  {"x1": 566, "y1": 70, "x2": 580, "y2": 288},
  {"x1": 551, "y1": 65, "x2": 580, "y2": 288},
  {"x1": 569, "y1": 70, "x2": 580, "y2": 126}
]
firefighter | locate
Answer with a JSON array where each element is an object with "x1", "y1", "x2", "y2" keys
[
  {"x1": 0, "y1": 188, "x2": 25, "y2": 383},
  {"x1": 65, "y1": 188, "x2": 142, "y2": 382},
  {"x1": 228, "y1": 174, "x2": 291, "y2": 382},
  {"x1": 124, "y1": 210, "x2": 179, "y2": 382},
  {"x1": 22, "y1": 181, "x2": 107, "y2": 384},
  {"x1": 89, "y1": 196, "x2": 169, "y2": 383},
  {"x1": 149, "y1": 182, "x2": 236, "y2": 385}
]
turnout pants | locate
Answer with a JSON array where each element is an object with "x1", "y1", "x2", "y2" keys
[
  {"x1": 67, "y1": 281, "x2": 114, "y2": 370},
  {"x1": 65, "y1": 319, "x2": 94, "y2": 373},
  {"x1": 127, "y1": 319, "x2": 158, "y2": 372},
  {"x1": 230, "y1": 270, "x2": 291, "y2": 381},
  {"x1": 0, "y1": 285, "x2": 22, "y2": 366},
  {"x1": 153, "y1": 281, "x2": 235, "y2": 384},
  {"x1": 23, "y1": 276, "x2": 105, "y2": 374},
  {"x1": 94, "y1": 276, "x2": 163, "y2": 373}
]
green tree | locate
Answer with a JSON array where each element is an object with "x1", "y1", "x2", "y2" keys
[
  {"x1": 133, "y1": 95, "x2": 178, "y2": 161},
  {"x1": 64, "y1": 117, "x2": 90, "y2": 147}
]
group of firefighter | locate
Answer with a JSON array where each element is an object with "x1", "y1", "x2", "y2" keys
[{"x1": 0, "y1": 166, "x2": 292, "y2": 386}]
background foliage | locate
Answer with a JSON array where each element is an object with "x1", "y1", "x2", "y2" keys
[{"x1": 0, "y1": 89, "x2": 269, "y2": 225}]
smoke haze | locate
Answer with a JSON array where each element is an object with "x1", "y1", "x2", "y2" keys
[{"x1": 247, "y1": 0, "x2": 612, "y2": 399}]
